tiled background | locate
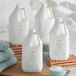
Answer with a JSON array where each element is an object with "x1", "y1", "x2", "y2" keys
[{"x1": 0, "y1": 0, "x2": 76, "y2": 53}]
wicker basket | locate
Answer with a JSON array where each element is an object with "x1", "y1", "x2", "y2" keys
[
  {"x1": 46, "y1": 55, "x2": 76, "y2": 67},
  {"x1": 9, "y1": 43, "x2": 22, "y2": 61}
]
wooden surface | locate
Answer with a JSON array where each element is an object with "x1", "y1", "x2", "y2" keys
[
  {"x1": 0, "y1": 63, "x2": 70, "y2": 76},
  {"x1": 0, "y1": 63, "x2": 50, "y2": 76},
  {"x1": 46, "y1": 55, "x2": 76, "y2": 67},
  {"x1": 9, "y1": 43, "x2": 22, "y2": 61}
]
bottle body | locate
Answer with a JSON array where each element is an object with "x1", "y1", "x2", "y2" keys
[
  {"x1": 9, "y1": 5, "x2": 28, "y2": 45},
  {"x1": 22, "y1": 30, "x2": 43, "y2": 72},
  {"x1": 35, "y1": 4, "x2": 54, "y2": 44},
  {"x1": 49, "y1": 18, "x2": 70, "y2": 60}
]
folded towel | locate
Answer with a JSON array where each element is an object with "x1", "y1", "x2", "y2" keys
[
  {"x1": 0, "y1": 56, "x2": 17, "y2": 72},
  {"x1": 0, "y1": 48, "x2": 14, "y2": 62},
  {"x1": 0, "y1": 40, "x2": 9, "y2": 51}
]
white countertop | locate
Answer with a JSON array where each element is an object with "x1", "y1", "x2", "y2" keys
[{"x1": 67, "y1": 67, "x2": 76, "y2": 76}]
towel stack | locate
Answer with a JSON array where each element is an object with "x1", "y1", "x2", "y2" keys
[{"x1": 0, "y1": 40, "x2": 17, "y2": 72}]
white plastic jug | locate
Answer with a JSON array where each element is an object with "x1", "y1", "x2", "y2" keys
[
  {"x1": 35, "y1": 3, "x2": 54, "y2": 44},
  {"x1": 49, "y1": 18, "x2": 70, "y2": 60},
  {"x1": 22, "y1": 29, "x2": 43, "y2": 72},
  {"x1": 9, "y1": 5, "x2": 28, "y2": 45}
]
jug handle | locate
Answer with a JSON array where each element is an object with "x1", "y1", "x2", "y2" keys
[
  {"x1": 34, "y1": 32, "x2": 41, "y2": 46},
  {"x1": 61, "y1": 21, "x2": 67, "y2": 35},
  {"x1": 24, "y1": 29, "x2": 41, "y2": 47},
  {"x1": 48, "y1": 7, "x2": 54, "y2": 19},
  {"x1": 20, "y1": 8, "x2": 27, "y2": 20},
  {"x1": 23, "y1": 29, "x2": 33, "y2": 47}
]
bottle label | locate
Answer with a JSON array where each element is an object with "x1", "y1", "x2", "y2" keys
[
  {"x1": 22, "y1": 46, "x2": 43, "y2": 70},
  {"x1": 13, "y1": 21, "x2": 27, "y2": 43},
  {"x1": 50, "y1": 35, "x2": 68, "y2": 58}
]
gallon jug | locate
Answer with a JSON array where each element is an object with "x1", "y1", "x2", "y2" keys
[
  {"x1": 35, "y1": 3, "x2": 54, "y2": 44},
  {"x1": 22, "y1": 29, "x2": 43, "y2": 72},
  {"x1": 9, "y1": 5, "x2": 28, "y2": 45},
  {"x1": 49, "y1": 18, "x2": 70, "y2": 60}
]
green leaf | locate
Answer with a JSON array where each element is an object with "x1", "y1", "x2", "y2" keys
[
  {"x1": 43, "y1": 44, "x2": 49, "y2": 52},
  {"x1": 63, "y1": 18, "x2": 73, "y2": 25},
  {"x1": 46, "y1": 0, "x2": 58, "y2": 10}
]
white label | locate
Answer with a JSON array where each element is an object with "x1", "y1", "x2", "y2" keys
[
  {"x1": 50, "y1": 35, "x2": 68, "y2": 59},
  {"x1": 22, "y1": 46, "x2": 43, "y2": 71},
  {"x1": 13, "y1": 21, "x2": 27, "y2": 44}
]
